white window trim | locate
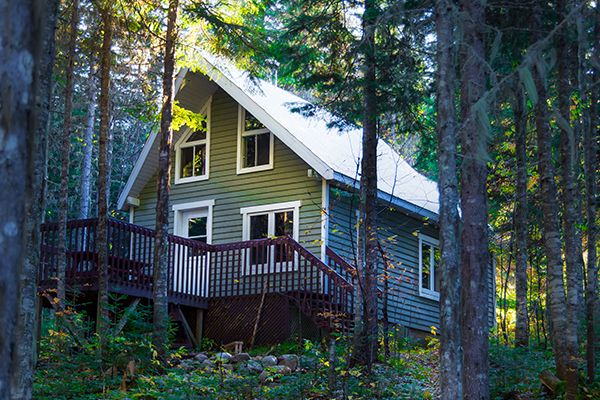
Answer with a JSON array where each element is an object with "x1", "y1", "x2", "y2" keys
[
  {"x1": 174, "y1": 98, "x2": 212, "y2": 184},
  {"x1": 418, "y1": 233, "x2": 440, "y2": 301},
  {"x1": 236, "y1": 105, "x2": 274, "y2": 174},
  {"x1": 172, "y1": 199, "x2": 215, "y2": 244},
  {"x1": 240, "y1": 201, "x2": 301, "y2": 274}
]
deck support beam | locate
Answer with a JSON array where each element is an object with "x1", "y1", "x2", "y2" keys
[{"x1": 195, "y1": 309, "x2": 204, "y2": 349}]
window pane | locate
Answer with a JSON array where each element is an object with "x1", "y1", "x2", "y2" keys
[
  {"x1": 180, "y1": 146, "x2": 194, "y2": 178},
  {"x1": 243, "y1": 135, "x2": 256, "y2": 168},
  {"x1": 434, "y1": 247, "x2": 441, "y2": 292},
  {"x1": 193, "y1": 144, "x2": 206, "y2": 176},
  {"x1": 187, "y1": 129, "x2": 206, "y2": 142},
  {"x1": 422, "y1": 243, "x2": 431, "y2": 290},
  {"x1": 188, "y1": 217, "x2": 207, "y2": 238},
  {"x1": 244, "y1": 111, "x2": 264, "y2": 131},
  {"x1": 249, "y1": 214, "x2": 269, "y2": 239},
  {"x1": 274, "y1": 211, "x2": 293, "y2": 237},
  {"x1": 256, "y1": 132, "x2": 270, "y2": 166}
]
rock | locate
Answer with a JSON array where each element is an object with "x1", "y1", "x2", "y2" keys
[
  {"x1": 179, "y1": 359, "x2": 195, "y2": 371},
  {"x1": 213, "y1": 352, "x2": 232, "y2": 363},
  {"x1": 201, "y1": 359, "x2": 215, "y2": 369},
  {"x1": 230, "y1": 352, "x2": 251, "y2": 363},
  {"x1": 261, "y1": 355, "x2": 278, "y2": 367},
  {"x1": 194, "y1": 353, "x2": 209, "y2": 362},
  {"x1": 278, "y1": 354, "x2": 299, "y2": 371},
  {"x1": 221, "y1": 364, "x2": 234, "y2": 372},
  {"x1": 259, "y1": 365, "x2": 292, "y2": 383},
  {"x1": 246, "y1": 360, "x2": 264, "y2": 374}
]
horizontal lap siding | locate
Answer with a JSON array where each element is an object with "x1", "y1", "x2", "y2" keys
[
  {"x1": 134, "y1": 89, "x2": 323, "y2": 296},
  {"x1": 329, "y1": 186, "x2": 496, "y2": 332},
  {"x1": 328, "y1": 186, "x2": 440, "y2": 333}
]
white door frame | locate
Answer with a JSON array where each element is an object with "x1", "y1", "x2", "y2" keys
[{"x1": 172, "y1": 200, "x2": 215, "y2": 296}]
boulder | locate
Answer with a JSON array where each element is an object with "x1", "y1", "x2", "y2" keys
[
  {"x1": 201, "y1": 359, "x2": 215, "y2": 369},
  {"x1": 278, "y1": 354, "x2": 299, "y2": 371},
  {"x1": 213, "y1": 352, "x2": 232, "y2": 363},
  {"x1": 259, "y1": 365, "x2": 292, "y2": 383},
  {"x1": 261, "y1": 355, "x2": 278, "y2": 367},
  {"x1": 246, "y1": 360, "x2": 264, "y2": 374},
  {"x1": 230, "y1": 352, "x2": 251, "y2": 363},
  {"x1": 194, "y1": 353, "x2": 209, "y2": 362}
]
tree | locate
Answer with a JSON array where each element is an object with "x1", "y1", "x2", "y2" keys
[
  {"x1": 354, "y1": 0, "x2": 379, "y2": 368},
  {"x1": 79, "y1": 61, "x2": 97, "y2": 220},
  {"x1": 10, "y1": 1, "x2": 60, "y2": 398},
  {"x1": 583, "y1": 0, "x2": 598, "y2": 384},
  {"x1": 152, "y1": 0, "x2": 179, "y2": 362},
  {"x1": 96, "y1": 0, "x2": 113, "y2": 352},
  {"x1": 434, "y1": 0, "x2": 462, "y2": 397},
  {"x1": 459, "y1": 0, "x2": 490, "y2": 397},
  {"x1": 513, "y1": 84, "x2": 529, "y2": 348},
  {"x1": 56, "y1": 0, "x2": 80, "y2": 303},
  {"x1": 530, "y1": 4, "x2": 577, "y2": 394},
  {"x1": 0, "y1": 0, "x2": 38, "y2": 397}
]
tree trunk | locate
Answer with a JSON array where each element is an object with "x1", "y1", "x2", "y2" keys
[
  {"x1": 514, "y1": 85, "x2": 529, "y2": 348},
  {"x1": 435, "y1": 0, "x2": 462, "y2": 397},
  {"x1": 96, "y1": 2, "x2": 113, "y2": 354},
  {"x1": 10, "y1": 1, "x2": 59, "y2": 398},
  {"x1": 79, "y1": 62, "x2": 97, "y2": 220},
  {"x1": 583, "y1": 1, "x2": 599, "y2": 384},
  {"x1": 152, "y1": 0, "x2": 179, "y2": 362},
  {"x1": 459, "y1": 0, "x2": 490, "y2": 398},
  {"x1": 0, "y1": 0, "x2": 36, "y2": 397},
  {"x1": 531, "y1": 6, "x2": 572, "y2": 390},
  {"x1": 351, "y1": 0, "x2": 379, "y2": 369},
  {"x1": 555, "y1": 1, "x2": 582, "y2": 396},
  {"x1": 56, "y1": 0, "x2": 80, "y2": 304}
]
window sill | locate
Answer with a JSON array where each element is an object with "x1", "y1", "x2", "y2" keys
[
  {"x1": 237, "y1": 164, "x2": 273, "y2": 175},
  {"x1": 175, "y1": 175, "x2": 209, "y2": 185},
  {"x1": 419, "y1": 289, "x2": 440, "y2": 301}
]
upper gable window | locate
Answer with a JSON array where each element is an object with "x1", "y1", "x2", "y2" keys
[
  {"x1": 237, "y1": 106, "x2": 274, "y2": 174},
  {"x1": 175, "y1": 100, "x2": 211, "y2": 184}
]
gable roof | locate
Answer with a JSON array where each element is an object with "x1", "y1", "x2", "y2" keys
[{"x1": 117, "y1": 54, "x2": 439, "y2": 220}]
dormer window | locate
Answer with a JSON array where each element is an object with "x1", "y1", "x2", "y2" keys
[
  {"x1": 237, "y1": 106, "x2": 274, "y2": 174},
  {"x1": 175, "y1": 100, "x2": 210, "y2": 184}
]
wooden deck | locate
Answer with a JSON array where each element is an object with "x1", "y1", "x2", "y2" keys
[{"x1": 39, "y1": 218, "x2": 357, "y2": 332}]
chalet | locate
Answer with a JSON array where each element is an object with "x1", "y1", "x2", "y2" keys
[{"x1": 40, "y1": 54, "x2": 495, "y2": 347}]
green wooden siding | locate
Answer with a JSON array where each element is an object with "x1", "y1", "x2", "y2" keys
[
  {"x1": 328, "y1": 186, "x2": 495, "y2": 333},
  {"x1": 134, "y1": 89, "x2": 323, "y2": 255}
]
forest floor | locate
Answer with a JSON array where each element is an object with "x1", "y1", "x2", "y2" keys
[{"x1": 33, "y1": 335, "x2": 587, "y2": 400}]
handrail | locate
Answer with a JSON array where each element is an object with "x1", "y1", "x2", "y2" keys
[{"x1": 40, "y1": 218, "x2": 356, "y2": 330}]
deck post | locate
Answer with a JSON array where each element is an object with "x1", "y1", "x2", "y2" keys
[{"x1": 195, "y1": 309, "x2": 204, "y2": 348}]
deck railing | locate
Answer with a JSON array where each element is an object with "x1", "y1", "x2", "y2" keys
[{"x1": 40, "y1": 218, "x2": 355, "y2": 326}]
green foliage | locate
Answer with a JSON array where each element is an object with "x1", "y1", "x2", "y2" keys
[
  {"x1": 489, "y1": 341, "x2": 555, "y2": 399},
  {"x1": 172, "y1": 103, "x2": 206, "y2": 131}
]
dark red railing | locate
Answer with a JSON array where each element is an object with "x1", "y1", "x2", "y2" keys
[{"x1": 40, "y1": 219, "x2": 355, "y2": 329}]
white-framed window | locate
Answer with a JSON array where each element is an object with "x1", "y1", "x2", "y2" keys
[
  {"x1": 174, "y1": 100, "x2": 211, "y2": 184},
  {"x1": 241, "y1": 201, "x2": 301, "y2": 273},
  {"x1": 418, "y1": 234, "x2": 440, "y2": 301},
  {"x1": 236, "y1": 106, "x2": 274, "y2": 174}
]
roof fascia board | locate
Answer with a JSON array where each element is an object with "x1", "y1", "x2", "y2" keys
[
  {"x1": 201, "y1": 59, "x2": 334, "y2": 180},
  {"x1": 332, "y1": 172, "x2": 439, "y2": 222}
]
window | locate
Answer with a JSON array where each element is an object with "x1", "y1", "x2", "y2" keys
[
  {"x1": 419, "y1": 234, "x2": 440, "y2": 301},
  {"x1": 175, "y1": 100, "x2": 210, "y2": 184},
  {"x1": 241, "y1": 201, "x2": 301, "y2": 273},
  {"x1": 237, "y1": 107, "x2": 273, "y2": 174}
]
